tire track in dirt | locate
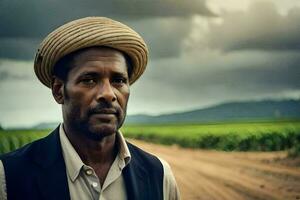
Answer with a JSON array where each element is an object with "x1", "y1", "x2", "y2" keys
[{"x1": 129, "y1": 140, "x2": 300, "y2": 200}]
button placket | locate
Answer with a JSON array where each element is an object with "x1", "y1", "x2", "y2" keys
[
  {"x1": 89, "y1": 173, "x2": 101, "y2": 193},
  {"x1": 92, "y1": 182, "x2": 98, "y2": 188},
  {"x1": 82, "y1": 166, "x2": 101, "y2": 193},
  {"x1": 85, "y1": 169, "x2": 93, "y2": 176}
]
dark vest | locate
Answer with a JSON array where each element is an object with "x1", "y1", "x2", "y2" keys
[{"x1": 0, "y1": 127, "x2": 163, "y2": 200}]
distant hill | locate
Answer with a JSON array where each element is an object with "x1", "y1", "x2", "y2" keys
[
  {"x1": 33, "y1": 122, "x2": 60, "y2": 130},
  {"x1": 32, "y1": 99, "x2": 300, "y2": 129},
  {"x1": 125, "y1": 99, "x2": 300, "y2": 124}
]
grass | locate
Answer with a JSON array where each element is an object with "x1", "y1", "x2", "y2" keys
[
  {"x1": 0, "y1": 120, "x2": 299, "y2": 154},
  {"x1": 121, "y1": 121, "x2": 300, "y2": 151},
  {"x1": 0, "y1": 130, "x2": 49, "y2": 154}
]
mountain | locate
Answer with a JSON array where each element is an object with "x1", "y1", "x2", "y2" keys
[
  {"x1": 32, "y1": 99, "x2": 300, "y2": 129},
  {"x1": 125, "y1": 99, "x2": 300, "y2": 124},
  {"x1": 33, "y1": 122, "x2": 60, "y2": 130}
]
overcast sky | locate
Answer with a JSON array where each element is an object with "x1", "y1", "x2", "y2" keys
[{"x1": 1, "y1": 0, "x2": 300, "y2": 128}]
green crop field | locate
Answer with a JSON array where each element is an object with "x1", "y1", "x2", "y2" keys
[
  {"x1": 122, "y1": 120, "x2": 300, "y2": 152},
  {"x1": 1, "y1": 120, "x2": 300, "y2": 155},
  {"x1": 0, "y1": 130, "x2": 49, "y2": 154}
]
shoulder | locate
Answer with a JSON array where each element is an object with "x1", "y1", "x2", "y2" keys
[
  {"x1": 0, "y1": 137, "x2": 42, "y2": 162},
  {"x1": 157, "y1": 157, "x2": 173, "y2": 178},
  {"x1": 126, "y1": 142, "x2": 181, "y2": 199},
  {"x1": 157, "y1": 157, "x2": 181, "y2": 200},
  {"x1": 0, "y1": 160, "x2": 7, "y2": 200},
  {"x1": 0, "y1": 128, "x2": 58, "y2": 164},
  {"x1": 126, "y1": 141, "x2": 163, "y2": 169},
  {"x1": 0, "y1": 136, "x2": 46, "y2": 174}
]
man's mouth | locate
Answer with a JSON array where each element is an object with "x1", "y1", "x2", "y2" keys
[
  {"x1": 93, "y1": 108, "x2": 117, "y2": 115},
  {"x1": 90, "y1": 108, "x2": 118, "y2": 121}
]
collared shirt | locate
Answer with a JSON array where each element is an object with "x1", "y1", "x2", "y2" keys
[
  {"x1": 59, "y1": 124, "x2": 130, "y2": 200},
  {"x1": 0, "y1": 124, "x2": 180, "y2": 200}
]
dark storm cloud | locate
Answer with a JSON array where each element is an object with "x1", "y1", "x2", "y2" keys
[
  {"x1": 207, "y1": 57, "x2": 300, "y2": 93},
  {"x1": 0, "y1": 0, "x2": 215, "y2": 60},
  {"x1": 138, "y1": 51, "x2": 300, "y2": 102},
  {"x1": 0, "y1": 38, "x2": 40, "y2": 60},
  {"x1": 128, "y1": 18, "x2": 193, "y2": 58},
  {"x1": 202, "y1": 1, "x2": 300, "y2": 52},
  {"x1": 0, "y1": 69, "x2": 29, "y2": 81},
  {"x1": 0, "y1": 59, "x2": 34, "y2": 82},
  {"x1": 101, "y1": 0, "x2": 216, "y2": 18}
]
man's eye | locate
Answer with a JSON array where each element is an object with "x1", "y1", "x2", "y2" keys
[
  {"x1": 81, "y1": 78, "x2": 96, "y2": 84},
  {"x1": 113, "y1": 77, "x2": 127, "y2": 84}
]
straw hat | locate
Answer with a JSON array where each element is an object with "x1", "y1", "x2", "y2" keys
[{"x1": 34, "y1": 17, "x2": 148, "y2": 88}]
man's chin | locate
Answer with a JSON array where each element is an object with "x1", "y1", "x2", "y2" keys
[{"x1": 86, "y1": 124, "x2": 117, "y2": 141}]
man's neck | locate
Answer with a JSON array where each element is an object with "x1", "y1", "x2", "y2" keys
[{"x1": 63, "y1": 125, "x2": 118, "y2": 166}]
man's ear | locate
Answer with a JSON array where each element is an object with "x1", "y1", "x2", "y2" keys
[{"x1": 51, "y1": 76, "x2": 65, "y2": 104}]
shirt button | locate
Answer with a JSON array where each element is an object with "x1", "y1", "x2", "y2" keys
[
  {"x1": 85, "y1": 169, "x2": 93, "y2": 175},
  {"x1": 92, "y1": 182, "x2": 98, "y2": 188}
]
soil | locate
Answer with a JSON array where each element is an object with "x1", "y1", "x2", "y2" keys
[{"x1": 129, "y1": 140, "x2": 300, "y2": 200}]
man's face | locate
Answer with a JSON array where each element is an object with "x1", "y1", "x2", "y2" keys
[{"x1": 59, "y1": 47, "x2": 130, "y2": 141}]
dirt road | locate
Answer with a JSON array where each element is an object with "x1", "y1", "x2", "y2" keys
[{"x1": 130, "y1": 140, "x2": 300, "y2": 200}]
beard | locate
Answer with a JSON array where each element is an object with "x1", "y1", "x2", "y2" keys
[
  {"x1": 62, "y1": 85, "x2": 128, "y2": 141},
  {"x1": 64, "y1": 101, "x2": 127, "y2": 142}
]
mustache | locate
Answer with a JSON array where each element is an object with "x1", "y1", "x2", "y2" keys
[{"x1": 87, "y1": 103, "x2": 119, "y2": 116}]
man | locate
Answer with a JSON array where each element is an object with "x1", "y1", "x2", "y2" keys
[{"x1": 0, "y1": 17, "x2": 180, "y2": 200}]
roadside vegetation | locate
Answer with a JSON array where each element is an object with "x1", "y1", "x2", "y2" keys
[
  {"x1": 122, "y1": 121, "x2": 300, "y2": 152},
  {"x1": 0, "y1": 120, "x2": 299, "y2": 155}
]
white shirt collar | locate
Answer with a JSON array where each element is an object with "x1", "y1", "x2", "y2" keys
[{"x1": 59, "y1": 123, "x2": 131, "y2": 182}]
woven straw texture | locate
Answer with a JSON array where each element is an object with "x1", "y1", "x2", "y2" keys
[{"x1": 34, "y1": 17, "x2": 148, "y2": 87}]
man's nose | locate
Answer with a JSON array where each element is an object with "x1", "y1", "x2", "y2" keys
[{"x1": 96, "y1": 79, "x2": 117, "y2": 103}]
